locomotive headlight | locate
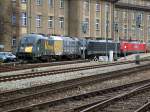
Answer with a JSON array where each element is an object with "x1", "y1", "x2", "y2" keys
[
  {"x1": 37, "y1": 47, "x2": 40, "y2": 51},
  {"x1": 25, "y1": 46, "x2": 33, "y2": 53}
]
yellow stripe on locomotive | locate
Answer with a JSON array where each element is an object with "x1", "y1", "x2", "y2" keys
[
  {"x1": 54, "y1": 40, "x2": 63, "y2": 55},
  {"x1": 45, "y1": 40, "x2": 53, "y2": 51}
]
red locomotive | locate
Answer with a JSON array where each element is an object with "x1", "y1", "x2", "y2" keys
[{"x1": 120, "y1": 41, "x2": 147, "y2": 54}]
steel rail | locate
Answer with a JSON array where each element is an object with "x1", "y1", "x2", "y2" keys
[
  {"x1": 3, "y1": 78, "x2": 150, "y2": 112},
  {"x1": 0, "y1": 63, "x2": 149, "y2": 111},
  {"x1": 0, "y1": 63, "x2": 149, "y2": 105},
  {"x1": 0, "y1": 60, "x2": 89, "y2": 73},
  {"x1": 64, "y1": 79, "x2": 150, "y2": 112},
  {"x1": 0, "y1": 59, "x2": 149, "y2": 73},
  {"x1": 0, "y1": 60, "x2": 136, "y2": 82},
  {"x1": 81, "y1": 82, "x2": 150, "y2": 112},
  {"x1": 134, "y1": 102, "x2": 150, "y2": 112},
  {"x1": 1, "y1": 62, "x2": 146, "y2": 99},
  {"x1": 1, "y1": 65, "x2": 150, "y2": 107}
]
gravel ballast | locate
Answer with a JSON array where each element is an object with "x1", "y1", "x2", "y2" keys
[
  {"x1": 0, "y1": 61, "x2": 106, "y2": 77},
  {"x1": 0, "y1": 62, "x2": 149, "y2": 92},
  {"x1": 1, "y1": 64, "x2": 150, "y2": 112}
]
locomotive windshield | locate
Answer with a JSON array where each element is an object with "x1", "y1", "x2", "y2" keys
[{"x1": 20, "y1": 36, "x2": 36, "y2": 46}]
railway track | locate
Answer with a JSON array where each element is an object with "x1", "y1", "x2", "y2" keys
[
  {"x1": 0, "y1": 60, "x2": 138, "y2": 82},
  {"x1": 0, "y1": 58, "x2": 147, "y2": 73},
  {"x1": 0, "y1": 60, "x2": 89, "y2": 73},
  {"x1": 80, "y1": 82, "x2": 150, "y2": 112},
  {"x1": 0, "y1": 63, "x2": 150, "y2": 112},
  {"x1": 135, "y1": 101, "x2": 150, "y2": 112}
]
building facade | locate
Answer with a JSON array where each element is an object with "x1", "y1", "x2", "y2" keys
[
  {"x1": 114, "y1": 0, "x2": 150, "y2": 42},
  {"x1": 0, "y1": 0, "x2": 19, "y2": 52},
  {"x1": 19, "y1": 0, "x2": 69, "y2": 37},
  {"x1": 0, "y1": 0, "x2": 150, "y2": 51},
  {"x1": 69, "y1": 0, "x2": 113, "y2": 39}
]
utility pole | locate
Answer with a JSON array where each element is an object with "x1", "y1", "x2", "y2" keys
[
  {"x1": 114, "y1": 21, "x2": 119, "y2": 60},
  {"x1": 112, "y1": 0, "x2": 120, "y2": 61},
  {"x1": 135, "y1": 13, "x2": 141, "y2": 64},
  {"x1": 106, "y1": 3, "x2": 109, "y2": 58},
  {"x1": 113, "y1": 3, "x2": 118, "y2": 61},
  {"x1": 82, "y1": 21, "x2": 88, "y2": 59},
  {"x1": 29, "y1": 0, "x2": 31, "y2": 34},
  {"x1": 136, "y1": 13, "x2": 141, "y2": 54}
]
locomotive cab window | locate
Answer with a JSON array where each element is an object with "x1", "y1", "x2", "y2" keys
[{"x1": 21, "y1": 37, "x2": 35, "y2": 46}]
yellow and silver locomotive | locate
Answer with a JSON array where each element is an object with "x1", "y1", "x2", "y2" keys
[{"x1": 16, "y1": 34, "x2": 81, "y2": 61}]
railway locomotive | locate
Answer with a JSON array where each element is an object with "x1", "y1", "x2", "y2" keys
[
  {"x1": 120, "y1": 41, "x2": 146, "y2": 54},
  {"x1": 16, "y1": 34, "x2": 81, "y2": 61},
  {"x1": 16, "y1": 34, "x2": 147, "y2": 61}
]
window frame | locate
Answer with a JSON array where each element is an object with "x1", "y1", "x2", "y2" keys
[
  {"x1": 84, "y1": 0, "x2": 89, "y2": 12},
  {"x1": 12, "y1": 37, "x2": 17, "y2": 47},
  {"x1": 60, "y1": 0, "x2": 64, "y2": 8},
  {"x1": 21, "y1": 0, "x2": 27, "y2": 3},
  {"x1": 59, "y1": 17, "x2": 64, "y2": 29},
  {"x1": 12, "y1": 13, "x2": 16, "y2": 25},
  {"x1": 96, "y1": 19, "x2": 100, "y2": 30},
  {"x1": 96, "y1": 2, "x2": 100, "y2": 12},
  {"x1": 82, "y1": 18, "x2": 89, "y2": 33},
  {"x1": 48, "y1": 16, "x2": 53, "y2": 28},
  {"x1": 36, "y1": 15, "x2": 42, "y2": 28},
  {"x1": 21, "y1": 12, "x2": 27, "y2": 26},
  {"x1": 48, "y1": 0, "x2": 53, "y2": 8},
  {"x1": 36, "y1": 0, "x2": 42, "y2": 6}
]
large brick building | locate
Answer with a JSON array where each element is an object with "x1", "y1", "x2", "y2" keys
[
  {"x1": 0, "y1": 0, "x2": 19, "y2": 52},
  {"x1": 0, "y1": 0, "x2": 150, "y2": 51}
]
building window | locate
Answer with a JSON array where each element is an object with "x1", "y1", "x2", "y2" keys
[
  {"x1": 148, "y1": 15, "x2": 150, "y2": 21},
  {"x1": 136, "y1": 13, "x2": 143, "y2": 27},
  {"x1": 12, "y1": 37, "x2": 16, "y2": 47},
  {"x1": 114, "y1": 10, "x2": 118, "y2": 18},
  {"x1": 148, "y1": 15, "x2": 150, "y2": 25},
  {"x1": 36, "y1": 0, "x2": 42, "y2": 6},
  {"x1": 21, "y1": 12, "x2": 27, "y2": 26},
  {"x1": 148, "y1": 27, "x2": 150, "y2": 36},
  {"x1": 132, "y1": 27, "x2": 136, "y2": 36},
  {"x1": 123, "y1": 12, "x2": 126, "y2": 19},
  {"x1": 48, "y1": 0, "x2": 53, "y2": 8},
  {"x1": 105, "y1": 3, "x2": 109, "y2": 11},
  {"x1": 59, "y1": 17, "x2": 64, "y2": 29},
  {"x1": 124, "y1": 25, "x2": 127, "y2": 39},
  {"x1": 84, "y1": 0, "x2": 89, "y2": 12},
  {"x1": 82, "y1": 18, "x2": 89, "y2": 33},
  {"x1": 96, "y1": 19, "x2": 99, "y2": 30},
  {"x1": 48, "y1": 16, "x2": 53, "y2": 28},
  {"x1": 12, "y1": 13, "x2": 16, "y2": 25},
  {"x1": 84, "y1": 18, "x2": 89, "y2": 28},
  {"x1": 138, "y1": 13, "x2": 143, "y2": 22},
  {"x1": 96, "y1": 1, "x2": 100, "y2": 12},
  {"x1": 21, "y1": 0, "x2": 27, "y2": 3},
  {"x1": 60, "y1": 0, "x2": 64, "y2": 8},
  {"x1": 36, "y1": 15, "x2": 41, "y2": 27}
]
